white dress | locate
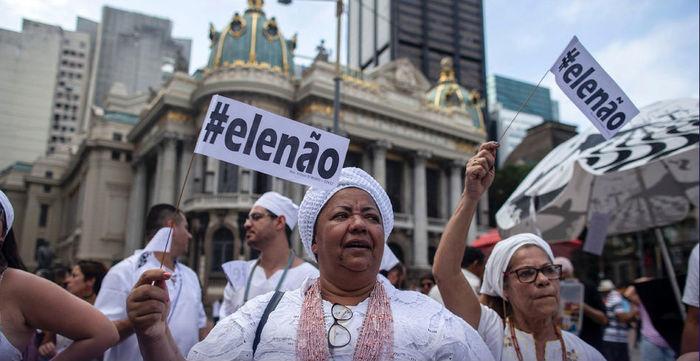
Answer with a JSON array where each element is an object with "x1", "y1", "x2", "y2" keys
[
  {"x1": 477, "y1": 305, "x2": 605, "y2": 361},
  {"x1": 95, "y1": 251, "x2": 207, "y2": 361},
  {"x1": 219, "y1": 260, "x2": 319, "y2": 318},
  {"x1": 683, "y1": 243, "x2": 699, "y2": 307},
  {"x1": 189, "y1": 276, "x2": 494, "y2": 361}
]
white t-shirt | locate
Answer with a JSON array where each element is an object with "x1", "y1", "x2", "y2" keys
[
  {"x1": 189, "y1": 276, "x2": 494, "y2": 361},
  {"x1": 95, "y1": 251, "x2": 207, "y2": 361},
  {"x1": 430, "y1": 268, "x2": 481, "y2": 305},
  {"x1": 477, "y1": 305, "x2": 605, "y2": 361},
  {"x1": 219, "y1": 260, "x2": 318, "y2": 318},
  {"x1": 683, "y1": 243, "x2": 699, "y2": 308}
]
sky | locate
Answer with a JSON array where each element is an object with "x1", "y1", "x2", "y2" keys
[{"x1": 1, "y1": 0, "x2": 698, "y2": 130}]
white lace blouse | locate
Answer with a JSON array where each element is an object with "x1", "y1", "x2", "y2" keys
[{"x1": 189, "y1": 276, "x2": 494, "y2": 361}]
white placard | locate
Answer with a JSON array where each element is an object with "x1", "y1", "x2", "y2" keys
[
  {"x1": 550, "y1": 36, "x2": 639, "y2": 139},
  {"x1": 221, "y1": 260, "x2": 249, "y2": 291},
  {"x1": 195, "y1": 95, "x2": 350, "y2": 189},
  {"x1": 559, "y1": 280, "x2": 585, "y2": 335},
  {"x1": 583, "y1": 212, "x2": 611, "y2": 255}
]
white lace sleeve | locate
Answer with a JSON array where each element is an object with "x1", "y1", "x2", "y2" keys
[
  {"x1": 432, "y1": 309, "x2": 495, "y2": 361},
  {"x1": 187, "y1": 292, "x2": 273, "y2": 361}
]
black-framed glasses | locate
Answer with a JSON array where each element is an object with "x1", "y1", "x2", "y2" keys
[
  {"x1": 328, "y1": 303, "x2": 352, "y2": 348},
  {"x1": 505, "y1": 264, "x2": 562, "y2": 284}
]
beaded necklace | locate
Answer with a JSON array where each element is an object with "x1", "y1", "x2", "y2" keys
[
  {"x1": 296, "y1": 279, "x2": 394, "y2": 361},
  {"x1": 507, "y1": 317, "x2": 567, "y2": 361}
]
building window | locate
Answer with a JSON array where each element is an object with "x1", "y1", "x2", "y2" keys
[
  {"x1": 112, "y1": 133, "x2": 123, "y2": 141},
  {"x1": 386, "y1": 159, "x2": 403, "y2": 212},
  {"x1": 211, "y1": 227, "x2": 235, "y2": 272},
  {"x1": 426, "y1": 168, "x2": 440, "y2": 218},
  {"x1": 126, "y1": 153, "x2": 132, "y2": 162},
  {"x1": 39, "y1": 204, "x2": 49, "y2": 227},
  {"x1": 218, "y1": 163, "x2": 239, "y2": 193},
  {"x1": 45, "y1": 171, "x2": 53, "y2": 179},
  {"x1": 111, "y1": 151, "x2": 121, "y2": 160},
  {"x1": 43, "y1": 185, "x2": 51, "y2": 193},
  {"x1": 253, "y1": 172, "x2": 270, "y2": 194}
]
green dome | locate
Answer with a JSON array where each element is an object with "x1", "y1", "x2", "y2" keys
[
  {"x1": 206, "y1": 0, "x2": 296, "y2": 76},
  {"x1": 426, "y1": 57, "x2": 484, "y2": 129}
]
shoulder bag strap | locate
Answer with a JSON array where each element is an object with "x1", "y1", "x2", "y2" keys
[{"x1": 252, "y1": 290, "x2": 285, "y2": 355}]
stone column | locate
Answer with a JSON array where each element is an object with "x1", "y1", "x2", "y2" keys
[
  {"x1": 449, "y1": 160, "x2": 464, "y2": 212},
  {"x1": 205, "y1": 156, "x2": 218, "y2": 193},
  {"x1": 125, "y1": 161, "x2": 147, "y2": 255},
  {"x1": 178, "y1": 141, "x2": 194, "y2": 204},
  {"x1": 272, "y1": 177, "x2": 285, "y2": 193},
  {"x1": 158, "y1": 138, "x2": 177, "y2": 204},
  {"x1": 412, "y1": 150, "x2": 430, "y2": 268},
  {"x1": 372, "y1": 140, "x2": 391, "y2": 188},
  {"x1": 152, "y1": 146, "x2": 163, "y2": 206}
]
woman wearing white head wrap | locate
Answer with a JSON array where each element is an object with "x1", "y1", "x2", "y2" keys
[
  {"x1": 0, "y1": 190, "x2": 119, "y2": 361},
  {"x1": 433, "y1": 143, "x2": 604, "y2": 361},
  {"x1": 127, "y1": 168, "x2": 493, "y2": 361}
]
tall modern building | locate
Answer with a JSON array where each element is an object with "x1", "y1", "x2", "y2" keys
[
  {"x1": 347, "y1": 0, "x2": 486, "y2": 96},
  {"x1": 89, "y1": 6, "x2": 192, "y2": 108},
  {"x1": 0, "y1": 20, "x2": 62, "y2": 169},
  {"x1": 487, "y1": 74, "x2": 560, "y2": 166}
]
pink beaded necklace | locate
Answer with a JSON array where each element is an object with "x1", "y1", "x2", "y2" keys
[{"x1": 296, "y1": 279, "x2": 394, "y2": 361}]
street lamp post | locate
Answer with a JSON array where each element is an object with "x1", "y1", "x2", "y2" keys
[{"x1": 279, "y1": 0, "x2": 343, "y2": 134}]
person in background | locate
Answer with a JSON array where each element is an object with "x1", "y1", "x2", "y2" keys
[
  {"x1": 95, "y1": 204, "x2": 207, "y2": 361},
  {"x1": 599, "y1": 279, "x2": 637, "y2": 361},
  {"x1": 430, "y1": 246, "x2": 484, "y2": 305},
  {"x1": 554, "y1": 256, "x2": 608, "y2": 349},
  {"x1": 219, "y1": 192, "x2": 319, "y2": 318},
  {"x1": 680, "y1": 243, "x2": 699, "y2": 356},
  {"x1": 38, "y1": 260, "x2": 109, "y2": 359},
  {"x1": 419, "y1": 273, "x2": 436, "y2": 295},
  {"x1": 624, "y1": 278, "x2": 675, "y2": 361},
  {"x1": 0, "y1": 190, "x2": 118, "y2": 361},
  {"x1": 385, "y1": 262, "x2": 406, "y2": 289}
]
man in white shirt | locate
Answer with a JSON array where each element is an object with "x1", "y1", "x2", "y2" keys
[
  {"x1": 681, "y1": 243, "x2": 699, "y2": 355},
  {"x1": 219, "y1": 192, "x2": 318, "y2": 318},
  {"x1": 95, "y1": 204, "x2": 207, "y2": 361},
  {"x1": 430, "y1": 246, "x2": 484, "y2": 304}
]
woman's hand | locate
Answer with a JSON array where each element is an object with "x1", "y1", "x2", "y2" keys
[
  {"x1": 127, "y1": 269, "x2": 171, "y2": 341},
  {"x1": 464, "y1": 141, "x2": 498, "y2": 201}
]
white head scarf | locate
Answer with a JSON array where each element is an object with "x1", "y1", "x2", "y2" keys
[
  {"x1": 143, "y1": 227, "x2": 174, "y2": 253},
  {"x1": 0, "y1": 190, "x2": 14, "y2": 238},
  {"x1": 553, "y1": 256, "x2": 574, "y2": 277},
  {"x1": 380, "y1": 246, "x2": 401, "y2": 272},
  {"x1": 298, "y1": 167, "x2": 393, "y2": 260},
  {"x1": 254, "y1": 191, "x2": 299, "y2": 229},
  {"x1": 480, "y1": 233, "x2": 554, "y2": 299}
]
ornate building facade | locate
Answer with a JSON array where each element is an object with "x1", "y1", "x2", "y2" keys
[{"x1": 1, "y1": 0, "x2": 487, "y2": 298}]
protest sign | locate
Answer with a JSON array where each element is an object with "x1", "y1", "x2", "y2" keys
[
  {"x1": 195, "y1": 95, "x2": 350, "y2": 189},
  {"x1": 221, "y1": 260, "x2": 249, "y2": 290},
  {"x1": 550, "y1": 36, "x2": 639, "y2": 139},
  {"x1": 583, "y1": 212, "x2": 610, "y2": 255},
  {"x1": 559, "y1": 280, "x2": 584, "y2": 335}
]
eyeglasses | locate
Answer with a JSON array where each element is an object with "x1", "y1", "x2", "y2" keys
[
  {"x1": 505, "y1": 264, "x2": 562, "y2": 284},
  {"x1": 246, "y1": 212, "x2": 275, "y2": 221},
  {"x1": 328, "y1": 303, "x2": 352, "y2": 348}
]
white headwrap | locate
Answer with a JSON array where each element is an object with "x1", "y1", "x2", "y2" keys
[
  {"x1": 254, "y1": 192, "x2": 299, "y2": 229},
  {"x1": 298, "y1": 167, "x2": 394, "y2": 260},
  {"x1": 380, "y1": 246, "x2": 401, "y2": 272},
  {"x1": 0, "y1": 190, "x2": 14, "y2": 238},
  {"x1": 143, "y1": 227, "x2": 174, "y2": 253},
  {"x1": 480, "y1": 233, "x2": 554, "y2": 299}
]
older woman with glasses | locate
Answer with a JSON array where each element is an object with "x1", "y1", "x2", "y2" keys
[
  {"x1": 126, "y1": 168, "x2": 493, "y2": 361},
  {"x1": 433, "y1": 142, "x2": 604, "y2": 361}
]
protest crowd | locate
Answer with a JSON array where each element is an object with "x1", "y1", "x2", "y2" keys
[{"x1": 0, "y1": 139, "x2": 698, "y2": 361}]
